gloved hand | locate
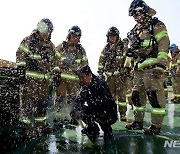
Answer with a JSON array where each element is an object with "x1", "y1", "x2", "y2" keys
[
  {"x1": 52, "y1": 73, "x2": 61, "y2": 87},
  {"x1": 153, "y1": 67, "x2": 165, "y2": 78}
]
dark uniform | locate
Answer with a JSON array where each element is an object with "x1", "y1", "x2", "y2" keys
[{"x1": 73, "y1": 69, "x2": 117, "y2": 141}]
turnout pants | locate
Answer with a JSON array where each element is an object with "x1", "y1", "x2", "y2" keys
[
  {"x1": 106, "y1": 74, "x2": 127, "y2": 118},
  {"x1": 132, "y1": 69, "x2": 166, "y2": 128},
  {"x1": 21, "y1": 77, "x2": 49, "y2": 126},
  {"x1": 55, "y1": 77, "x2": 79, "y2": 120},
  {"x1": 172, "y1": 73, "x2": 180, "y2": 101}
]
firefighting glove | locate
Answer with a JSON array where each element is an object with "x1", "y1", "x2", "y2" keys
[{"x1": 52, "y1": 73, "x2": 61, "y2": 87}]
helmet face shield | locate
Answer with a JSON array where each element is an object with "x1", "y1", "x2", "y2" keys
[
  {"x1": 37, "y1": 21, "x2": 49, "y2": 34},
  {"x1": 37, "y1": 18, "x2": 53, "y2": 34}
]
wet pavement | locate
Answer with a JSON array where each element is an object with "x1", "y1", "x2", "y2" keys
[{"x1": 0, "y1": 88, "x2": 180, "y2": 154}]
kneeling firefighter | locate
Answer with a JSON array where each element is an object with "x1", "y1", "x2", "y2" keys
[
  {"x1": 125, "y1": 0, "x2": 170, "y2": 135},
  {"x1": 16, "y1": 18, "x2": 56, "y2": 132}
]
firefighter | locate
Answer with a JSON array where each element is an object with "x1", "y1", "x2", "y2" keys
[
  {"x1": 125, "y1": 0, "x2": 170, "y2": 135},
  {"x1": 98, "y1": 27, "x2": 128, "y2": 121},
  {"x1": 55, "y1": 25, "x2": 88, "y2": 124},
  {"x1": 16, "y1": 18, "x2": 56, "y2": 133},
  {"x1": 169, "y1": 44, "x2": 180, "y2": 103},
  {"x1": 71, "y1": 65, "x2": 117, "y2": 142}
]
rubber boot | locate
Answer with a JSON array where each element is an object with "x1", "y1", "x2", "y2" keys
[{"x1": 143, "y1": 124, "x2": 161, "y2": 135}]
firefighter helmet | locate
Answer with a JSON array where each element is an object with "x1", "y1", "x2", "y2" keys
[
  {"x1": 37, "y1": 18, "x2": 54, "y2": 33},
  {"x1": 68, "y1": 25, "x2": 82, "y2": 37},
  {"x1": 129, "y1": 0, "x2": 150, "y2": 16},
  {"x1": 106, "y1": 26, "x2": 120, "y2": 37},
  {"x1": 169, "y1": 43, "x2": 177, "y2": 52}
]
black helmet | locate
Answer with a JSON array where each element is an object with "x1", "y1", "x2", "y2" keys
[
  {"x1": 129, "y1": 0, "x2": 150, "y2": 16},
  {"x1": 68, "y1": 25, "x2": 82, "y2": 37},
  {"x1": 37, "y1": 18, "x2": 54, "y2": 33},
  {"x1": 106, "y1": 26, "x2": 120, "y2": 37}
]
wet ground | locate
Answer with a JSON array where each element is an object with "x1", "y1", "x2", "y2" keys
[{"x1": 0, "y1": 87, "x2": 180, "y2": 154}]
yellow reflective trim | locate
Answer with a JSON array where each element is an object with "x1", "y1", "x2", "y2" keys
[
  {"x1": 105, "y1": 72, "x2": 113, "y2": 76},
  {"x1": 82, "y1": 56, "x2": 88, "y2": 62},
  {"x1": 61, "y1": 73, "x2": 79, "y2": 80},
  {"x1": 138, "y1": 58, "x2": 157, "y2": 69},
  {"x1": 164, "y1": 88, "x2": 168, "y2": 92},
  {"x1": 157, "y1": 51, "x2": 168, "y2": 60},
  {"x1": 177, "y1": 60, "x2": 180, "y2": 64},
  {"x1": 19, "y1": 44, "x2": 30, "y2": 53},
  {"x1": 55, "y1": 50, "x2": 61, "y2": 58},
  {"x1": 133, "y1": 105, "x2": 146, "y2": 112},
  {"x1": 125, "y1": 57, "x2": 132, "y2": 66},
  {"x1": 20, "y1": 117, "x2": 31, "y2": 124},
  {"x1": 118, "y1": 102, "x2": 127, "y2": 107},
  {"x1": 171, "y1": 64, "x2": 177, "y2": 67},
  {"x1": 98, "y1": 65, "x2": 103, "y2": 69},
  {"x1": 151, "y1": 108, "x2": 166, "y2": 115},
  {"x1": 141, "y1": 40, "x2": 152, "y2": 47},
  {"x1": 60, "y1": 57, "x2": 66, "y2": 61},
  {"x1": 16, "y1": 61, "x2": 26, "y2": 67},
  {"x1": 52, "y1": 66, "x2": 60, "y2": 72},
  {"x1": 114, "y1": 71, "x2": 120, "y2": 75},
  {"x1": 26, "y1": 71, "x2": 50, "y2": 80},
  {"x1": 155, "y1": 30, "x2": 168, "y2": 42},
  {"x1": 174, "y1": 94, "x2": 180, "y2": 98},
  {"x1": 75, "y1": 59, "x2": 81, "y2": 64},
  {"x1": 35, "y1": 117, "x2": 47, "y2": 122},
  {"x1": 29, "y1": 53, "x2": 41, "y2": 60}
]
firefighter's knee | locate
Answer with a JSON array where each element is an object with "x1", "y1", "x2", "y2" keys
[
  {"x1": 131, "y1": 91, "x2": 140, "y2": 106},
  {"x1": 146, "y1": 91, "x2": 161, "y2": 108}
]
